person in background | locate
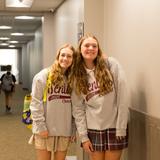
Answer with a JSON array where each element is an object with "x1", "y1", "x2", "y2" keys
[
  {"x1": 29, "y1": 44, "x2": 76, "y2": 160},
  {"x1": 72, "y1": 34, "x2": 129, "y2": 160},
  {"x1": 0, "y1": 65, "x2": 16, "y2": 113}
]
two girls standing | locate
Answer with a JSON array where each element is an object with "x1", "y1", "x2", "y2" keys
[{"x1": 30, "y1": 34, "x2": 129, "y2": 160}]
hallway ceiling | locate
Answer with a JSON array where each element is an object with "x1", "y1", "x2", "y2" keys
[{"x1": 0, "y1": 0, "x2": 65, "y2": 49}]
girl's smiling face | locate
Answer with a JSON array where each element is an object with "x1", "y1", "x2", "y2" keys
[
  {"x1": 81, "y1": 37, "x2": 98, "y2": 64},
  {"x1": 58, "y1": 47, "x2": 73, "y2": 71}
]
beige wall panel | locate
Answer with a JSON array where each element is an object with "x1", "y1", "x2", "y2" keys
[
  {"x1": 104, "y1": 0, "x2": 160, "y2": 118},
  {"x1": 84, "y1": 0, "x2": 104, "y2": 47},
  {"x1": 128, "y1": 109, "x2": 160, "y2": 160}
]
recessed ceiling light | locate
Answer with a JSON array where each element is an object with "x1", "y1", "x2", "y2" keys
[
  {"x1": 0, "y1": 25, "x2": 12, "y2": 29},
  {"x1": 0, "y1": 43, "x2": 9, "y2": 46},
  {"x1": 9, "y1": 45, "x2": 16, "y2": 48},
  {"x1": 11, "y1": 32, "x2": 24, "y2": 36},
  {"x1": 6, "y1": 0, "x2": 33, "y2": 8},
  {"x1": 9, "y1": 41, "x2": 19, "y2": 43},
  {"x1": 15, "y1": 16, "x2": 35, "y2": 20},
  {"x1": 0, "y1": 37, "x2": 10, "y2": 40}
]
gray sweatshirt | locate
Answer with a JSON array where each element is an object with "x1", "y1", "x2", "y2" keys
[
  {"x1": 30, "y1": 68, "x2": 74, "y2": 136},
  {"x1": 72, "y1": 57, "x2": 129, "y2": 143}
]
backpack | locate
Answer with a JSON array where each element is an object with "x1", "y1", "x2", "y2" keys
[
  {"x1": 22, "y1": 94, "x2": 32, "y2": 129},
  {"x1": 22, "y1": 71, "x2": 51, "y2": 129},
  {"x1": 1, "y1": 73, "x2": 14, "y2": 92}
]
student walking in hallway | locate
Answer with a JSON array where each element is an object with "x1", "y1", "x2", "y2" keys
[{"x1": 0, "y1": 65, "x2": 16, "y2": 113}]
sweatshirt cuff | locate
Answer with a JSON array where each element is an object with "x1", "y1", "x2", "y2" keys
[
  {"x1": 116, "y1": 129, "x2": 126, "y2": 136},
  {"x1": 32, "y1": 122, "x2": 47, "y2": 133},
  {"x1": 80, "y1": 134, "x2": 89, "y2": 143}
]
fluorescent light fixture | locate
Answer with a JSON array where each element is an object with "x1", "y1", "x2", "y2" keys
[
  {"x1": 0, "y1": 37, "x2": 10, "y2": 40},
  {"x1": 6, "y1": 0, "x2": 33, "y2": 8},
  {"x1": 15, "y1": 16, "x2": 35, "y2": 20},
  {"x1": 9, "y1": 45, "x2": 16, "y2": 48},
  {"x1": 11, "y1": 32, "x2": 24, "y2": 36},
  {"x1": 9, "y1": 41, "x2": 18, "y2": 43},
  {"x1": 0, "y1": 25, "x2": 12, "y2": 29},
  {"x1": 0, "y1": 43, "x2": 9, "y2": 46}
]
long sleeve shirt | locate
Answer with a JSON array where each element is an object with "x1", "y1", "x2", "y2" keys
[
  {"x1": 72, "y1": 57, "x2": 129, "y2": 142},
  {"x1": 30, "y1": 68, "x2": 75, "y2": 136}
]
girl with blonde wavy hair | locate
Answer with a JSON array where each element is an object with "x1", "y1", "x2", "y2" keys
[
  {"x1": 72, "y1": 34, "x2": 129, "y2": 160},
  {"x1": 29, "y1": 43, "x2": 76, "y2": 160}
]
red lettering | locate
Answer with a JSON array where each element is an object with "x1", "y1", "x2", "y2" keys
[
  {"x1": 54, "y1": 85, "x2": 61, "y2": 93},
  {"x1": 61, "y1": 85, "x2": 67, "y2": 94},
  {"x1": 87, "y1": 81, "x2": 99, "y2": 91},
  {"x1": 53, "y1": 84, "x2": 69, "y2": 94}
]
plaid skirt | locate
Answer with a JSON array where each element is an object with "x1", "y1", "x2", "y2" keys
[{"x1": 88, "y1": 128, "x2": 128, "y2": 151}]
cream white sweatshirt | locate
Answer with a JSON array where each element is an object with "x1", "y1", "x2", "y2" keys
[
  {"x1": 30, "y1": 68, "x2": 75, "y2": 136},
  {"x1": 72, "y1": 57, "x2": 129, "y2": 143}
]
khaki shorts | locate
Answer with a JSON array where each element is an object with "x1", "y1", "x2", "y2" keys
[{"x1": 29, "y1": 134, "x2": 70, "y2": 152}]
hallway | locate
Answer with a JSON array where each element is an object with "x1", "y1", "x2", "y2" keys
[
  {"x1": 0, "y1": 84, "x2": 35, "y2": 160},
  {"x1": 0, "y1": 0, "x2": 160, "y2": 160},
  {"x1": 0, "y1": 84, "x2": 76, "y2": 160}
]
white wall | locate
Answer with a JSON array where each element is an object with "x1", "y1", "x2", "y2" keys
[
  {"x1": 22, "y1": 26, "x2": 42, "y2": 90},
  {"x1": 42, "y1": 0, "x2": 84, "y2": 67},
  {"x1": 104, "y1": 0, "x2": 160, "y2": 118},
  {"x1": 29, "y1": 27, "x2": 43, "y2": 86},
  {"x1": 22, "y1": 44, "x2": 30, "y2": 89},
  {"x1": 84, "y1": 0, "x2": 104, "y2": 46},
  {"x1": 18, "y1": 49, "x2": 22, "y2": 84},
  {"x1": 42, "y1": 13, "x2": 56, "y2": 68},
  {"x1": 52, "y1": 0, "x2": 84, "y2": 47}
]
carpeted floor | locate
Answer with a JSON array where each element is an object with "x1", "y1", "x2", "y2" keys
[
  {"x1": 0, "y1": 84, "x2": 76, "y2": 160},
  {"x1": 0, "y1": 84, "x2": 35, "y2": 160}
]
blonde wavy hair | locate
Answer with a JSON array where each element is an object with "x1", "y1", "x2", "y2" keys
[
  {"x1": 49, "y1": 44, "x2": 76, "y2": 94},
  {"x1": 75, "y1": 34, "x2": 113, "y2": 95}
]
